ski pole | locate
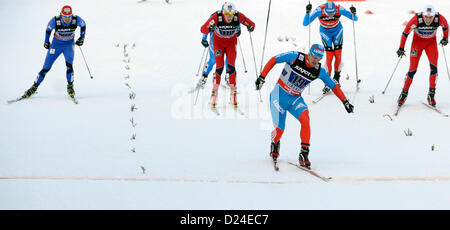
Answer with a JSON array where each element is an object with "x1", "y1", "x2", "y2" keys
[
  {"x1": 194, "y1": 86, "x2": 201, "y2": 105},
  {"x1": 308, "y1": 1, "x2": 311, "y2": 95},
  {"x1": 238, "y1": 37, "x2": 248, "y2": 73},
  {"x1": 259, "y1": 0, "x2": 272, "y2": 73},
  {"x1": 441, "y1": 45, "x2": 450, "y2": 83},
  {"x1": 308, "y1": 1, "x2": 311, "y2": 48},
  {"x1": 382, "y1": 57, "x2": 403, "y2": 94},
  {"x1": 249, "y1": 32, "x2": 263, "y2": 102},
  {"x1": 351, "y1": 7, "x2": 360, "y2": 91},
  {"x1": 78, "y1": 46, "x2": 93, "y2": 79},
  {"x1": 196, "y1": 46, "x2": 208, "y2": 76}
]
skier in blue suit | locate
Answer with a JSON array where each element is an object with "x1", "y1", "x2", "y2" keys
[
  {"x1": 303, "y1": 2, "x2": 357, "y2": 93},
  {"x1": 21, "y1": 5, "x2": 86, "y2": 100}
]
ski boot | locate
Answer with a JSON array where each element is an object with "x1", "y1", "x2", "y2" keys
[
  {"x1": 270, "y1": 141, "x2": 280, "y2": 161},
  {"x1": 67, "y1": 82, "x2": 75, "y2": 98},
  {"x1": 22, "y1": 82, "x2": 39, "y2": 99},
  {"x1": 230, "y1": 88, "x2": 238, "y2": 108},
  {"x1": 427, "y1": 88, "x2": 436, "y2": 107},
  {"x1": 198, "y1": 74, "x2": 208, "y2": 88},
  {"x1": 210, "y1": 89, "x2": 218, "y2": 109},
  {"x1": 299, "y1": 146, "x2": 311, "y2": 169},
  {"x1": 333, "y1": 71, "x2": 341, "y2": 86},
  {"x1": 225, "y1": 73, "x2": 231, "y2": 87},
  {"x1": 270, "y1": 141, "x2": 280, "y2": 170},
  {"x1": 397, "y1": 89, "x2": 409, "y2": 107}
]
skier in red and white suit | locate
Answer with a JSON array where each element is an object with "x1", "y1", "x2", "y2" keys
[
  {"x1": 201, "y1": 2, "x2": 255, "y2": 108},
  {"x1": 396, "y1": 5, "x2": 448, "y2": 107}
]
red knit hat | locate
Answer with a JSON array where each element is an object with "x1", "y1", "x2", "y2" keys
[{"x1": 61, "y1": 5, "x2": 73, "y2": 16}]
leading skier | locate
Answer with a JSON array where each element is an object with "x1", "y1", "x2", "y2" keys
[{"x1": 255, "y1": 44, "x2": 354, "y2": 169}]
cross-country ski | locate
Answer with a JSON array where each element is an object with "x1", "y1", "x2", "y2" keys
[{"x1": 288, "y1": 162, "x2": 332, "y2": 182}]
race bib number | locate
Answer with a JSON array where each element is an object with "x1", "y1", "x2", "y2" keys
[{"x1": 288, "y1": 72, "x2": 309, "y2": 90}]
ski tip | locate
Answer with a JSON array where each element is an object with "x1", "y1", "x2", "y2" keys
[
  {"x1": 70, "y1": 97, "x2": 79, "y2": 104},
  {"x1": 7, "y1": 98, "x2": 22, "y2": 104}
]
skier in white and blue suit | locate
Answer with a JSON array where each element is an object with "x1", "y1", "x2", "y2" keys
[
  {"x1": 255, "y1": 44, "x2": 354, "y2": 168},
  {"x1": 21, "y1": 5, "x2": 86, "y2": 100}
]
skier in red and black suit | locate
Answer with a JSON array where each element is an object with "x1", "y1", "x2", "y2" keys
[
  {"x1": 200, "y1": 2, "x2": 255, "y2": 109},
  {"x1": 397, "y1": 5, "x2": 448, "y2": 107}
]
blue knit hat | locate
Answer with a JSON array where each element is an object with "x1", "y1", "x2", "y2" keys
[
  {"x1": 324, "y1": 2, "x2": 336, "y2": 15},
  {"x1": 309, "y1": 44, "x2": 325, "y2": 59}
]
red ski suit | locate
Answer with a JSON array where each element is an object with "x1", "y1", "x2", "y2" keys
[
  {"x1": 201, "y1": 11, "x2": 255, "y2": 88},
  {"x1": 400, "y1": 13, "x2": 448, "y2": 90}
]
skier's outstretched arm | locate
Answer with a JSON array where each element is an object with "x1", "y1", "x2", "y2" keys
[
  {"x1": 319, "y1": 67, "x2": 354, "y2": 113},
  {"x1": 255, "y1": 51, "x2": 298, "y2": 90},
  {"x1": 260, "y1": 51, "x2": 298, "y2": 78}
]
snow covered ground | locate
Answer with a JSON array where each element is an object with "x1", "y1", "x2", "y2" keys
[{"x1": 1, "y1": 0, "x2": 450, "y2": 210}]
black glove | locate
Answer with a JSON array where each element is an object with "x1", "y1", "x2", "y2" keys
[
  {"x1": 306, "y1": 3, "x2": 312, "y2": 13},
  {"x1": 208, "y1": 26, "x2": 215, "y2": 33},
  {"x1": 201, "y1": 40, "x2": 209, "y2": 48},
  {"x1": 43, "y1": 42, "x2": 50, "y2": 49},
  {"x1": 440, "y1": 38, "x2": 448, "y2": 46},
  {"x1": 247, "y1": 25, "x2": 254, "y2": 32},
  {"x1": 255, "y1": 76, "x2": 265, "y2": 90},
  {"x1": 75, "y1": 37, "x2": 84, "y2": 46},
  {"x1": 350, "y1": 6, "x2": 356, "y2": 14},
  {"x1": 236, "y1": 28, "x2": 241, "y2": 37},
  {"x1": 343, "y1": 100, "x2": 354, "y2": 113},
  {"x1": 397, "y1": 48, "x2": 406, "y2": 57}
]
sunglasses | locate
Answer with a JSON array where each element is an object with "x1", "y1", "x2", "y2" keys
[
  {"x1": 61, "y1": 14, "x2": 72, "y2": 19},
  {"x1": 224, "y1": 11, "x2": 235, "y2": 17}
]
